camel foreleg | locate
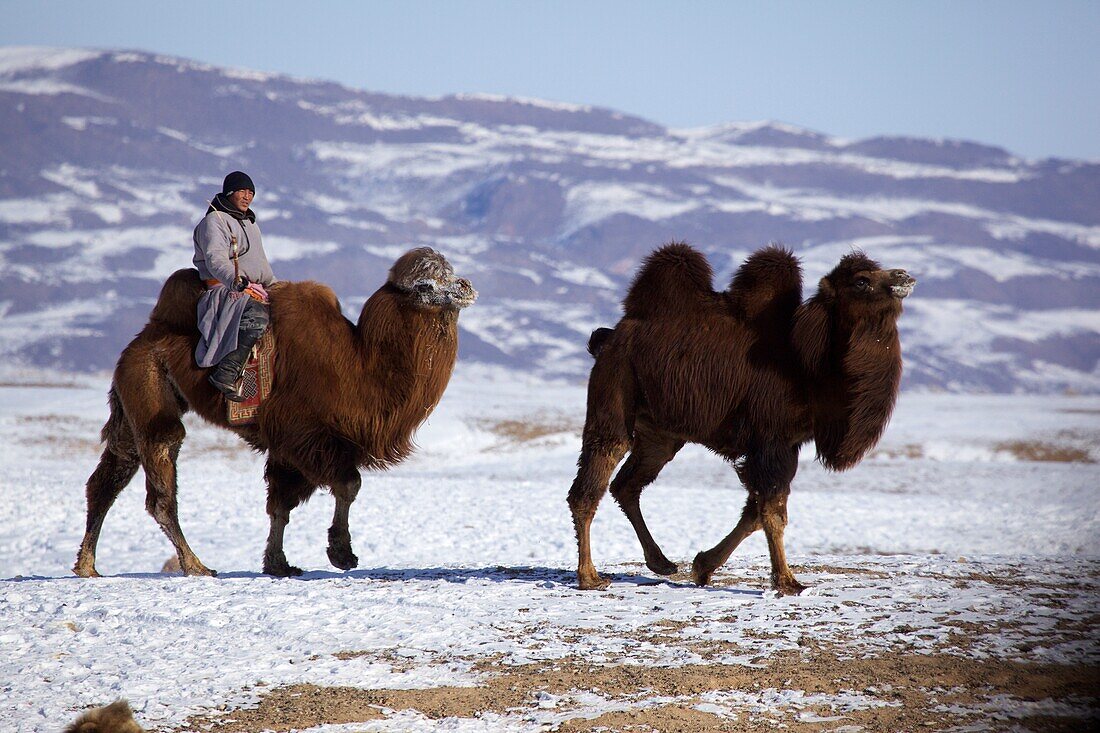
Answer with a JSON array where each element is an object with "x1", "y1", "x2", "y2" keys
[
  {"x1": 327, "y1": 470, "x2": 361, "y2": 571},
  {"x1": 760, "y1": 490, "x2": 807, "y2": 596},
  {"x1": 738, "y1": 444, "x2": 806, "y2": 595},
  {"x1": 263, "y1": 459, "x2": 314, "y2": 576}
]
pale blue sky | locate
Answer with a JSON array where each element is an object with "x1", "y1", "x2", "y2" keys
[{"x1": 2, "y1": 0, "x2": 1098, "y2": 160}]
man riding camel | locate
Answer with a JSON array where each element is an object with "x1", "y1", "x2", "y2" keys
[{"x1": 193, "y1": 171, "x2": 277, "y2": 401}]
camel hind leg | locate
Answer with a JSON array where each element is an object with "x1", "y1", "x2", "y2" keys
[
  {"x1": 115, "y1": 348, "x2": 214, "y2": 577},
  {"x1": 691, "y1": 493, "x2": 761, "y2": 587},
  {"x1": 74, "y1": 390, "x2": 141, "y2": 577},
  {"x1": 139, "y1": 417, "x2": 214, "y2": 576},
  {"x1": 569, "y1": 442, "x2": 628, "y2": 590},
  {"x1": 568, "y1": 352, "x2": 634, "y2": 590},
  {"x1": 609, "y1": 426, "x2": 683, "y2": 576}
]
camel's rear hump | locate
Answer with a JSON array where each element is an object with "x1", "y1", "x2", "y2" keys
[
  {"x1": 622, "y1": 242, "x2": 715, "y2": 319},
  {"x1": 150, "y1": 268, "x2": 204, "y2": 333}
]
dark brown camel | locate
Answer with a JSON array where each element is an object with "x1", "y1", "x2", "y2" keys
[
  {"x1": 568, "y1": 243, "x2": 914, "y2": 595},
  {"x1": 74, "y1": 248, "x2": 476, "y2": 578}
]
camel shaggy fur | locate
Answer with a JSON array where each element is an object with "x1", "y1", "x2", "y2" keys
[
  {"x1": 64, "y1": 700, "x2": 144, "y2": 733},
  {"x1": 568, "y1": 243, "x2": 914, "y2": 594},
  {"x1": 74, "y1": 248, "x2": 476, "y2": 577}
]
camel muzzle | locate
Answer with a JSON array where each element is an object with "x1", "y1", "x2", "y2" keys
[
  {"x1": 448, "y1": 278, "x2": 478, "y2": 308},
  {"x1": 888, "y1": 270, "x2": 916, "y2": 299}
]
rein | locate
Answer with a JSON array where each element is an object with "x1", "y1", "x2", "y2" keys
[{"x1": 208, "y1": 198, "x2": 240, "y2": 287}]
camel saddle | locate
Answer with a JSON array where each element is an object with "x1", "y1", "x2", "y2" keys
[{"x1": 227, "y1": 330, "x2": 276, "y2": 426}]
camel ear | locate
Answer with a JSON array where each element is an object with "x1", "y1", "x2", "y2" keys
[{"x1": 793, "y1": 278, "x2": 833, "y2": 374}]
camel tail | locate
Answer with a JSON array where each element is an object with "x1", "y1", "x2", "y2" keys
[
  {"x1": 622, "y1": 241, "x2": 715, "y2": 320},
  {"x1": 74, "y1": 385, "x2": 142, "y2": 577},
  {"x1": 587, "y1": 327, "x2": 615, "y2": 357},
  {"x1": 100, "y1": 386, "x2": 133, "y2": 449}
]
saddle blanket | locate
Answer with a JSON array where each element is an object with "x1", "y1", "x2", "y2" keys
[{"x1": 227, "y1": 331, "x2": 276, "y2": 426}]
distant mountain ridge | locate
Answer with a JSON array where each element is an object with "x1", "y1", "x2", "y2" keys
[{"x1": 1, "y1": 46, "x2": 1097, "y2": 392}]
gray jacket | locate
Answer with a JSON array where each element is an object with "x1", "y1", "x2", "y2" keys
[
  {"x1": 192, "y1": 195, "x2": 277, "y2": 367},
  {"x1": 192, "y1": 195, "x2": 277, "y2": 287}
]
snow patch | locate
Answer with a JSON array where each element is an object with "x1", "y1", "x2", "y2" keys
[
  {"x1": 453, "y1": 92, "x2": 593, "y2": 114},
  {"x1": 263, "y1": 235, "x2": 341, "y2": 262},
  {"x1": 564, "y1": 182, "x2": 699, "y2": 232},
  {"x1": 0, "y1": 47, "x2": 102, "y2": 75},
  {"x1": 60, "y1": 116, "x2": 117, "y2": 131}
]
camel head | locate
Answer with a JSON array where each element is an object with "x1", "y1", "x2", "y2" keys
[
  {"x1": 388, "y1": 247, "x2": 478, "y2": 311},
  {"x1": 819, "y1": 250, "x2": 916, "y2": 320},
  {"x1": 793, "y1": 251, "x2": 915, "y2": 471},
  {"x1": 793, "y1": 250, "x2": 915, "y2": 377}
]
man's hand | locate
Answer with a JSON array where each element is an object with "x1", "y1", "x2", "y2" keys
[
  {"x1": 244, "y1": 282, "x2": 269, "y2": 303},
  {"x1": 234, "y1": 275, "x2": 251, "y2": 292}
]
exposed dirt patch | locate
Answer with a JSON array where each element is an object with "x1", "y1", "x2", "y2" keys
[
  {"x1": 17, "y1": 435, "x2": 104, "y2": 453},
  {"x1": 557, "y1": 704, "x2": 738, "y2": 732},
  {"x1": 871, "y1": 443, "x2": 925, "y2": 460},
  {"x1": 915, "y1": 569, "x2": 1099, "y2": 593},
  {"x1": 176, "y1": 648, "x2": 1099, "y2": 732},
  {"x1": 472, "y1": 414, "x2": 582, "y2": 448},
  {"x1": 15, "y1": 414, "x2": 90, "y2": 426},
  {"x1": 994, "y1": 439, "x2": 1094, "y2": 463},
  {"x1": 0, "y1": 379, "x2": 84, "y2": 389},
  {"x1": 801, "y1": 564, "x2": 893, "y2": 579},
  {"x1": 13, "y1": 414, "x2": 105, "y2": 452}
]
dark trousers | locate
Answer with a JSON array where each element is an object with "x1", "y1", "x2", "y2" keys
[{"x1": 216, "y1": 299, "x2": 270, "y2": 374}]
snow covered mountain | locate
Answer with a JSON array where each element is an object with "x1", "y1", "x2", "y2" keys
[{"x1": 1, "y1": 47, "x2": 1097, "y2": 391}]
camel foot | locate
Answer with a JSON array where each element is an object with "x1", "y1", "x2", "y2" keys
[
  {"x1": 327, "y1": 544, "x2": 359, "y2": 571},
  {"x1": 263, "y1": 555, "x2": 304, "y2": 577},
  {"x1": 691, "y1": 552, "x2": 715, "y2": 586},
  {"x1": 576, "y1": 569, "x2": 611, "y2": 591},
  {"x1": 73, "y1": 559, "x2": 100, "y2": 578},
  {"x1": 773, "y1": 577, "x2": 809, "y2": 597},
  {"x1": 181, "y1": 561, "x2": 217, "y2": 577},
  {"x1": 645, "y1": 555, "x2": 678, "y2": 577}
]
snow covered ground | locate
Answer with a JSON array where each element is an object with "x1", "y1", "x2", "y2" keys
[{"x1": 1, "y1": 366, "x2": 1098, "y2": 731}]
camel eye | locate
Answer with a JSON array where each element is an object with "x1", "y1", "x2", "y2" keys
[
  {"x1": 415, "y1": 282, "x2": 434, "y2": 294},
  {"x1": 854, "y1": 277, "x2": 870, "y2": 291}
]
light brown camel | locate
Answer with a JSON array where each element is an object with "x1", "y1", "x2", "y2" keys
[
  {"x1": 569, "y1": 243, "x2": 914, "y2": 594},
  {"x1": 74, "y1": 247, "x2": 476, "y2": 577},
  {"x1": 64, "y1": 700, "x2": 144, "y2": 733}
]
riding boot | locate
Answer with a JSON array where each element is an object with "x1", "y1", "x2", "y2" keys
[
  {"x1": 208, "y1": 345, "x2": 251, "y2": 402},
  {"x1": 208, "y1": 299, "x2": 270, "y2": 402}
]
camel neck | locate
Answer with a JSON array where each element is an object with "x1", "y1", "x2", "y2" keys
[{"x1": 810, "y1": 321, "x2": 902, "y2": 471}]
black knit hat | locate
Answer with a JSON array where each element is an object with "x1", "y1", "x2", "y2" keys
[{"x1": 222, "y1": 171, "x2": 255, "y2": 196}]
